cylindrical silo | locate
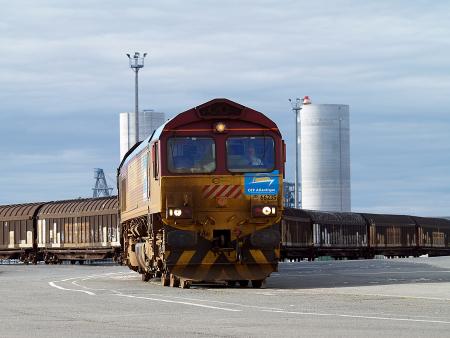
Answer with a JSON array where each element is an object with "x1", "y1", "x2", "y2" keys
[
  {"x1": 300, "y1": 104, "x2": 351, "y2": 211},
  {"x1": 119, "y1": 111, "x2": 166, "y2": 161}
]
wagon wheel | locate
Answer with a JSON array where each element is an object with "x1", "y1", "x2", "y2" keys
[
  {"x1": 169, "y1": 274, "x2": 180, "y2": 288},
  {"x1": 226, "y1": 280, "x2": 237, "y2": 287},
  {"x1": 238, "y1": 280, "x2": 249, "y2": 287},
  {"x1": 251, "y1": 279, "x2": 264, "y2": 288},
  {"x1": 161, "y1": 273, "x2": 170, "y2": 286},
  {"x1": 180, "y1": 278, "x2": 191, "y2": 289},
  {"x1": 141, "y1": 272, "x2": 151, "y2": 282}
]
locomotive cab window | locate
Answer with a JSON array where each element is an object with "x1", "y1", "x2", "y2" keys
[
  {"x1": 167, "y1": 137, "x2": 216, "y2": 173},
  {"x1": 226, "y1": 136, "x2": 275, "y2": 172}
]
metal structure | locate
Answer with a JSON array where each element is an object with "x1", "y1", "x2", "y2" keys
[
  {"x1": 289, "y1": 98, "x2": 302, "y2": 208},
  {"x1": 119, "y1": 110, "x2": 166, "y2": 160},
  {"x1": 289, "y1": 96, "x2": 310, "y2": 208},
  {"x1": 126, "y1": 51, "x2": 148, "y2": 146},
  {"x1": 92, "y1": 168, "x2": 113, "y2": 198},
  {"x1": 119, "y1": 112, "x2": 129, "y2": 161},
  {"x1": 283, "y1": 181, "x2": 296, "y2": 208},
  {"x1": 300, "y1": 103, "x2": 351, "y2": 211}
]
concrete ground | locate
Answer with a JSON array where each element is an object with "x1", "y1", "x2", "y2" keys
[{"x1": 1, "y1": 257, "x2": 450, "y2": 337}]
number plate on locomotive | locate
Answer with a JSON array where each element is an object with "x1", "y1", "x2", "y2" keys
[{"x1": 252, "y1": 195, "x2": 278, "y2": 201}]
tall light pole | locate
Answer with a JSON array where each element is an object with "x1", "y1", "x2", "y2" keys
[
  {"x1": 289, "y1": 97, "x2": 302, "y2": 208},
  {"x1": 126, "y1": 52, "x2": 147, "y2": 145}
]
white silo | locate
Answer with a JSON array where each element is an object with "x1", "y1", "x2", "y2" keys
[
  {"x1": 119, "y1": 110, "x2": 166, "y2": 160},
  {"x1": 300, "y1": 103, "x2": 351, "y2": 211},
  {"x1": 139, "y1": 110, "x2": 166, "y2": 139}
]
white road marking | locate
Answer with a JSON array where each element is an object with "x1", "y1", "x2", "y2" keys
[
  {"x1": 66, "y1": 274, "x2": 282, "y2": 312},
  {"x1": 48, "y1": 281, "x2": 96, "y2": 296},
  {"x1": 267, "y1": 289, "x2": 450, "y2": 302},
  {"x1": 114, "y1": 294, "x2": 242, "y2": 312},
  {"x1": 141, "y1": 293, "x2": 285, "y2": 311},
  {"x1": 48, "y1": 272, "x2": 133, "y2": 295},
  {"x1": 348, "y1": 270, "x2": 450, "y2": 275},
  {"x1": 261, "y1": 309, "x2": 450, "y2": 325}
]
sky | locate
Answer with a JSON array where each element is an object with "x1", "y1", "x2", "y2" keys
[{"x1": 0, "y1": 0, "x2": 449, "y2": 216}]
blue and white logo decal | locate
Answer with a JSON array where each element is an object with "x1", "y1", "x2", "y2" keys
[{"x1": 244, "y1": 170, "x2": 279, "y2": 195}]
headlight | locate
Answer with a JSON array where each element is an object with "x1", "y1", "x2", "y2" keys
[
  {"x1": 167, "y1": 207, "x2": 193, "y2": 219},
  {"x1": 252, "y1": 205, "x2": 277, "y2": 218}
]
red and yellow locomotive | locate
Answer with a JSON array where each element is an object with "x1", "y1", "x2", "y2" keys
[{"x1": 118, "y1": 98, "x2": 285, "y2": 288}]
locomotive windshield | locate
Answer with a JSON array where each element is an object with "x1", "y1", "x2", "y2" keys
[
  {"x1": 226, "y1": 136, "x2": 275, "y2": 172},
  {"x1": 167, "y1": 137, "x2": 216, "y2": 173}
]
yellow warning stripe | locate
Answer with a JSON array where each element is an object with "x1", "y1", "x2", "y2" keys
[
  {"x1": 249, "y1": 249, "x2": 269, "y2": 264},
  {"x1": 176, "y1": 250, "x2": 196, "y2": 265},
  {"x1": 201, "y1": 251, "x2": 219, "y2": 265}
]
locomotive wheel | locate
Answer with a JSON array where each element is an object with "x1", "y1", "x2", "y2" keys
[
  {"x1": 238, "y1": 280, "x2": 249, "y2": 287},
  {"x1": 251, "y1": 280, "x2": 264, "y2": 288},
  {"x1": 141, "y1": 272, "x2": 151, "y2": 282},
  {"x1": 170, "y1": 274, "x2": 180, "y2": 288},
  {"x1": 161, "y1": 273, "x2": 170, "y2": 286},
  {"x1": 180, "y1": 278, "x2": 191, "y2": 289}
]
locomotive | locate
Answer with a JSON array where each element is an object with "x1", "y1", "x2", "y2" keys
[{"x1": 118, "y1": 99, "x2": 285, "y2": 288}]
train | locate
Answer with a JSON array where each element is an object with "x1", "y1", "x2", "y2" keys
[
  {"x1": 0, "y1": 196, "x2": 120, "y2": 264},
  {"x1": 281, "y1": 208, "x2": 450, "y2": 261},
  {"x1": 118, "y1": 98, "x2": 285, "y2": 288},
  {"x1": 2, "y1": 196, "x2": 449, "y2": 269},
  {"x1": 1, "y1": 98, "x2": 449, "y2": 289}
]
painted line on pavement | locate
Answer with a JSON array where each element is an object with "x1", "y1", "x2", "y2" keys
[
  {"x1": 48, "y1": 281, "x2": 96, "y2": 296},
  {"x1": 261, "y1": 309, "x2": 450, "y2": 325},
  {"x1": 114, "y1": 293, "x2": 242, "y2": 312}
]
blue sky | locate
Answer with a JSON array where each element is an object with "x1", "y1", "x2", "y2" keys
[{"x1": 0, "y1": 0, "x2": 449, "y2": 216}]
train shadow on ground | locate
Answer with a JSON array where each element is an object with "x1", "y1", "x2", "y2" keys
[{"x1": 264, "y1": 259, "x2": 450, "y2": 289}]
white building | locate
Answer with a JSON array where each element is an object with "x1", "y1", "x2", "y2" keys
[
  {"x1": 119, "y1": 110, "x2": 166, "y2": 160},
  {"x1": 299, "y1": 103, "x2": 351, "y2": 212}
]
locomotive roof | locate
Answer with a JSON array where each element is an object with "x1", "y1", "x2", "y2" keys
[{"x1": 119, "y1": 98, "x2": 280, "y2": 170}]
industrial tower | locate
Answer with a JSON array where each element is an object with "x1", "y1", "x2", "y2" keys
[{"x1": 92, "y1": 168, "x2": 113, "y2": 198}]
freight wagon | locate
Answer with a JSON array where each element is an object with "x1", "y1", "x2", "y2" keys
[
  {"x1": 281, "y1": 208, "x2": 450, "y2": 260},
  {"x1": 37, "y1": 197, "x2": 121, "y2": 263},
  {"x1": 0, "y1": 203, "x2": 43, "y2": 263},
  {"x1": 361, "y1": 213, "x2": 417, "y2": 257},
  {"x1": 281, "y1": 208, "x2": 369, "y2": 260},
  {"x1": 413, "y1": 216, "x2": 450, "y2": 257},
  {"x1": 0, "y1": 197, "x2": 120, "y2": 264}
]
